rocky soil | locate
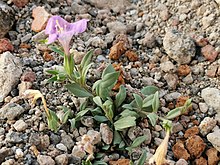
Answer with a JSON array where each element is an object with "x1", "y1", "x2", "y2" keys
[{"x1": 0, "y1": 0, "x2": 220, "y2": 164}]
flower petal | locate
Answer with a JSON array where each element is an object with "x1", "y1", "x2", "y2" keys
[
  {"x1": 47, "y1": 33, "x2": 58, "y2": 44},
  {"x1": 70, "y1": 19, "x2": 89, "y2": 35}
]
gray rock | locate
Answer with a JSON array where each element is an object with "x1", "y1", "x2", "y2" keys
[
  {"x1": 128, "y1": 126, "x2": 143, "y2": 141},
  {"x1": 141, "y1": 32, "x2": 156, "y2": 48},
  {"x1": 100, "y1": 123, "x2": 113, "y2": 144},
  {"x1": 55, "y1": 154, "x2": 68, "y2": 165},
  {"x1": 87, "y1": 130, "x2": 101, "y2": 145},
  {"x1": 1, "y1": 159, "x2": 16, "y2": 165},
  {"x1": 89, "y1": 0, "x2": 130, "y2": 13},
  {"x1": 0, "y1": 147, "x2": 13, "y2": 164},
  {"x1": 201, "y1": 88, "x2": 220, "y2": 113},
  {"x1": 176, "y1": 158, "x2": 188, "y2": 165},
  {"x1": 172, "y1": 122, "x2": 184, "y2": 133},
  {"x1": 61, "y1": 133, "x2": 75, "y2": 150},
  {"x1": 143, "y1": 129, "x2": 152, "y2": 145},
  {"x1": 160, "y1": 61, "x2": 175, "y2": 72},
  {"x1": 56, "y1": 143, "x2": 68, "y2": 152},
  {"x1": 199, "y1": 117, "x2": 216, "y2": 136},
  {"x1": 207, "y1": 129, "x2": 220, "y2": 152},
  {"x1": 0, "y1": 103, "x2": 25, "y2": 120},
  {"x1": 87, "y1": 36, "x2": 106, "y2": 48},
  {"x1": 15, "y1": 148, "x2": 24, "y2": 159},
  {"x1": 13, "y1": 119, "x2": 28, "y2": 132},
  {"x1": 21, "y1": 33, "x2": 32, "y2": 43},
  {"x1": 182, "y1": 73, "x2": 193, "y2": 84},
  {"x1": 164, "y1": 92, "x2": 181, "y2": 102},
  {"x1": 107, "y1": 21, "x2": 127, "y2": 35},
  {"x1": 163, "y1": 29, "x2": 195, "y2": 64},
  {"x1": 163, "y1": 73, "x2": 178, "y2": 89},
  {"x1": 199, "y1": 102, "x2": 208, "y2": 113},
  {"x1": 5, "y1": 131, "x2": 23, "y2": 143},
  {"x1": 0, "y1": 52, "x2": 22, "y2": 102},
  {"x1": 0, "y1": 2, "x2": 14, "y2": 38},
  {"x1": 81, "y1": 116, "x2": 94, "y2": 127},
  {"x1": 37, "y1": 155, "x2": 55, "y2": 165}
]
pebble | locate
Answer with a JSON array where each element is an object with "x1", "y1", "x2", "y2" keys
[
  {"x1": 71, "y1": 145, "x2": 86, "y2": 158},
  {"x1": 0, "y1": 147, "x2": 13, "y2": 164},
  {"x1": 13, "y1": 120, "x2": 28, "y2": 132},
  {"x1": 184, "y1": 126, "x2": 199, "y2": 138},
  {"x1": 172, "y1": 122, "x2": 184, "y2": 133},
  {"x1": 199, "y1": 102, "x2": 208, "y2": 113},
  {"x1": 15, "y1": 148, "x2": 24, "y2": 159},
  {"x1": 86, "y1": 130, "x2": 101, "y2": 145},
  {"x1": 0, "y1": 103, "x2": 25, "y2": 120},
  {"x1": 37, "y1": 155, "x2": 55, "y2": 165},
  {"x1": 141, "y1": 32, "x2": 156, "y2": 48},
  {"x1": 207, "y1": 129, "x2": 220, "y2": 152},
  {"x1": 21, "y1": 33, "x2": 32, "y2": 43},
  {"x1": 5, "y1": 131, "x2": 23, "y2": 143},
  {"x1": 107, "y1": 21, "x2": 127, "y2": 35},
  {"x1": 199, "y1": 117, "x2": 217, "y2": 136},
  {"x1": 0, "y1": 38, "x2": 14, "y2": 53},
  {"x1": 160, "y1": 61, "x2": 175, "y2": 72},
  {"x1": 143, "y1": 129, "x2": 151, "y2": 145},
  {"x1": 56, "y1": 143, "x2": 68, "y2": 152},
  {"x1": 61, "y1": 133, "x2": 75, "y2": 150},
  {"x1": 100, "y1": 123, "x2": 113, "y2": 144},
  {"x1": 206, "y1": 148, "x2": 219, "y2": 165},
  {"x1": 172, "y1": 141, "x2": 190, "y2": 160},
  {"x1": 55, "y1": 154, "x2": 68, "y2": 165},
  {"x1": 176, "y1": 159, "x2": 188, "y2": 165},
  {"x1": 163, "y1": 73, "x2": 178, "y2": 89},
  {"x1": 201, "y1": 45, "x2": 218, "y2": 62},
  {"x1": 163, "y1": 29, "x2": 195, "y2": 64}
]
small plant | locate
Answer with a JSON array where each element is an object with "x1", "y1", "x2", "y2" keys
[{"x1": 28, "y1": 15, "x2": 193, "y2": 164}]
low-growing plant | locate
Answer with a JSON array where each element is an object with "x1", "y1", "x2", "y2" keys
[{"x1": 28, "y1": 15, "x2": 193, "y2": 164}]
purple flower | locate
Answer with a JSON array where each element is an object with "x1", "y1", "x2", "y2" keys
[{"x1": 45, "y1": 15, "x2": 88, "y2": 55}]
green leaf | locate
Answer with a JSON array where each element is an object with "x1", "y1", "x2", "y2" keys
[
  {"x1": 115, "y1": 85, "x2": 126, "y2": 108},
  {"x1": 102, "y1": 144, "x2": 110, "y2": 150},
  {"x1": 152, "y1": 91, "x2": 160, "y2": 112},
  {"x1": 133, "y1": 94, "x2": 143, "y2": 109},
  {"x1": 101, "y1": 72, "x2": 120, "y2": 88},
  {"x1": 75, "y1": 109, "x2": 90, "y2": 121},
  {"x1": 114, "y1": 116, "x2": 136, "y2": 131},
  {"x1": 90, "y1": 107, "x2": 102, "y2": 115},
  {"x1": 119, "y1": 141, "x2": 125, "y2": 148},
  {"x1": 102, "y1": 64, "x2": 115, "y2": 78},
  {"x1": 165, "y1": 107, "x2": 182, "y2": 120},
  {"x1": 93, "y1": 115, "x2": 108, "y2": 122},
  {"x1": 147, "y1": 113, "x2": 158, "y2": 126},
  {"x1": 92, "y1": 80, "x2": 102, "y2": 91},
  {"x1": 49, "y1": 45, "x2": 65, "y2": 56},
  {"x1": 120, "y1": 109, "x2": 139, "y2": 118},
  {"x1": 93, "y1": 96, "x2": 103, "y2": 107},
  {"x1": 126, "y1": 135, "x2": 147, "y2": 153},
  {"x1": 82, "y1": 160, "x2": 92, "y2": 165},
  {"x1": 142, "y1": 95, "x2": 154, "y2": 107},
  {"x1": 113, "y1": 130, "x2": 122, "y2": 145},
  {"x1": 61, "y1": 109, "x2": 71, "y2": 124},
  {"x1": 93, "y1": 161, "x2": 108, "y2": 165},
  {"x1": 65, "y1": 83, "x2": 93, "y2": 97},
  {"x1": 136, "y1": 150, "x2": 147, "y2": 165},
  {"x1": 122, "y1": 103, "x2": 134, "y2": 110},
  {"x1": 47, "y1": 76, "x2": 58, "y2": 83},
  {"x1": 47, "y1": 109, "x2": 60, "y2": 132},
  {"x1": 81, "y1": 50, "x2": 93, "y2": 68},
  {"x1": 141, "y1": 86, "x2": 159, "y2": 96},
  {"x1": 81, "y1": 63, "x2": 93, "y2": 85},
  {"x1": 69, "y1": 118, "x2": 76, "y2": 128},
  {"x1": 46, "y1": 69, "x2": 59, "y2": 75}
]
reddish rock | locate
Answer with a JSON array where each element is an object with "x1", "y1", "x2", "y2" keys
[
  {"x1": 177, "y1": 65, "x2": 191, "y2": 76},
  {"x1": 201, "y1": 45, "x2": 218, "y2": 62},
  {"x1": 176, "y1": 96, "x2": 192, "y2": 114},
  {"x1": 195, "y1": 37, "x2": 209, "y2": 47},
  {"x1": 31, "y1": 6, "x2": 50, "y2": 32},
  {"x1": 186, "y1": 135, "x2": 206, "y2": 158},
  {"x1": 20, "y1": 71, "x2": 36, "y2": 82},
  {"x1": 12, "y1": 0, "x2": 29, "y2": 7},
  {"x1": 20, "y1": 43, "x2": 31, "y2": 49},
  {"x1": 43, "y1": 51, "x2": 54, "y2": 62},
  {"x1": 172, "y1": 141, "x2": 190, "y2": 161},
  {"x1": 109, "y1": 159, "x2": 130, "y2": 165},
  {"x1": 184, "y1": 126, "x2": 199, "y2": 138},
  {"x1": 125, "y1": 50, "x2": 138, "y2": 62},
  {"x1": 206, "y1": 148, "x2": 219, "y2": 165},
  {"x1": 0, "y1": 38, "x2": 14, "y2": 53},
  {"x1": 195, "y1": 157, "x2": 208, "y2": 165},
  {"x1": 206, "y1": 65, "x2": 218, "y2": 78}
]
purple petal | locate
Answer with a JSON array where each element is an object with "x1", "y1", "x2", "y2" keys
[
  {"x1": 70, "y1": 19, "x2": 89, "y2": 35},
  {"x1": 47, "y1": 33, "x2": 58, "y2": 44}
]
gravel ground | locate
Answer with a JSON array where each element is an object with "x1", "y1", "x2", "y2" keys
[{"x1": 0, "y1": 0, "x2": 220, "y2": 164}]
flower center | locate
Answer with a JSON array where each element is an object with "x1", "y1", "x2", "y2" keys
[{"x1": 55, "y1": 20, "x2": 64, "y2": 33}]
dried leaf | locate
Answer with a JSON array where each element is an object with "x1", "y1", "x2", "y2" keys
[{"x1": 109, "y1": 159, "x2": 130, "y2": 165}]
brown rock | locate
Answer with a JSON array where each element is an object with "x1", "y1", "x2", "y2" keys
[
  {"x1": 109, "y1": 159, "x2": 130, "y2": 165},
  {"x1": 177, "y1": 65, "x2": 191, "y2": 76},
  {"x1": 184, "y1": 126, "x2": 199, "y2": 138},
  {"x1": 20, "y1": 43, "x2": 31, "y2": 49},
  {"x1": 43, "y1": 51, "x2": 54, "y2": 62},
  {"x1": 195, "y1": 37, "x2": 209, "y2": 47},
  {"x1": 109, "y1": 41, "x2": 127, "y2": 60},
  {"x1": 172, "y1": 141, "x2": 190, "y2": 160},
  {"x1": 206, "y1": 148, "x2": 219, "y2": 165},
  {"x1": 125, "y1": 50, "x2": 138, "y2": 62},
  {"x1": 12, "y1": 0, "x2": 29, "y2": 7},
  {"x1": 20, "y1": 71, "x2": 36, "y2": 82},
  {"x1": 201, "y1": 45, "x2": 218, "y2": 62},
  {"x1": 206, "y1": 65, "x2": 218, "y2": 78},
  {"x1": 113, "y1": 34, "x2": 131, "y2": 50},
  {"x1": 31, "y1": 6, "x2": 50, "y2": 32},
  {"x1": 195, "y1": 157, "x2": 208, "y2": 165},
  {"x1": 186, "y1": 135, "x2": 206, "y2": 158},
  {"x1": 0, "y1": 38, "x2": 14, "y2": 53}
]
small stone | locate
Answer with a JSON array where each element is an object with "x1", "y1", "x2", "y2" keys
[
  {"x1": 107, "y1": 21, "x2": 127, "y2": 35},
  {"x1": 207, "y1": 129, "x2": 220, "y2": 152},
  {"x1": 55, "y1": 154, "x2": 68, "y2": 165},
  {"x1": 186, "y1": 135, "x2": 206, "y2": 158},
  {"x1": 195, "y1": 36, "x2": 208, "y2": 47},
  {"x1": 100, "y1": 123, "x2": 113, "y2": 144},
  {"x1": 184, "y1": 126, "x2": 199, "y2": 138},
  {"x1": 81, "y1": 116, "x2": 94, "y2": 127},
  {"x1": 163, "y1": 29, "x2": 195, "y2": 64},
  {"x1": 0, "y1": 103, "x2": 25, "y2": 120},
  {"x1": 206, "y1": 65, "x2": 218, "y2": 78},
  {"x1": 164, "y1": 73, "x2": 178, "y2": 89},
  {"x1": 56, "y1": 143, "x2": 68, "y2": 152},
  {"x1": 88, "y1": 36, "x2": 106, "y2": 48},
  {"x1": 71, "y1": 145, "x2": 86, "y2": 158},
  {"x1": 29, "y1": 133, "x2": 41, "y2": 146},
  {"x1": 13, "y1": 120, "x2": 28, "y2": 132},
  {"x1": 12, "y1": 0, "x2": 29, "y2": 7},
  {"x1": 128, "y1": 126, "x2": 143, "y2": 141},
  {"x1": 37, "y1": 155, "x2": 55, "y2": 165},
  {"x1": 71, "y1": 50, "x2": 84, "y2": 65},
  {"x1": 182, "y1": 73, "x2": 193, "y2": 84},
  {"x1": 5, "y1": 131, "x2": 23, "y2": 143},
  {"x1": 0, "y1": 52, "x2": 22, "y2": 102},
  {"x1": 1, "y1": 159, "x2": 16, "y2": 165},
  {"x1": 160, "y1": 9, "x2": 170, "y2": 21},
  {"x1": 199, "y1": 103, "x2": 208, "y2": 113},
  {"x1": 195, "y1": 157, "x2": 207, "y2": 165},
  {"x1": 142, "y1": 32, "x2": 156, "y2": 48},
  {"x1": 0, "y1": 38, "x2": 14, "y2": 53},
  {"x1": 202, "y1": 14, "x2": 215, "y2": 29},
  {"x1": 31, "y1": 6, "x2": 50, "y2": 32},
  {"x1": 172, "y1": 122, "x2": 184, "y2": 133},
  {"x1": 18, "y1": 81, "x2": 32, "y2": 96},
  {"x1": 0, "y1": 2, "x2": 15, "y2": 38},
  {"x1": 172, "y1": 141, "x2": 190, "y2": 160},
  {"x1": 21, "y1": 33, "x2": 32, "y2": 43},
  {"x1": 177, "y1": 65, "x2": 191, "y2": 76},
  {"x1": 160, "y1": 61, "x2": 175, "y2": 72},
  {"x1": 201, "y1": 45, "x2": 218, "y2": 62},
  {"x1": 199, "y1": 117, "x2": 216, "y2": 136},
  {"x1": 61, "y1": 133, "x2": 75, "y2": 150},
  {"x1": 206, "y1": 148, "x2": 219, "y2": 165},
  {"x1": 125, "y1": 50, "x2": 138, "y2": 62},
  {"x1": 143, "y1": 128, "x2": 151, "y2": 144},
  {"x1": 0, "y1": 147, "x2": 13, "y2": 164},
  {"x1": 15, "y1": 148, "x2": 24, "y2": 159},
  {"x1": 176, "y1": 159, "x2": 188, "y2": 165},
  {"x1": 39, "y1": 135, "x2": 50, "y2": 151},
  {"x1": 87, "y1": 130, "x2": 101, "y2": 145}
]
